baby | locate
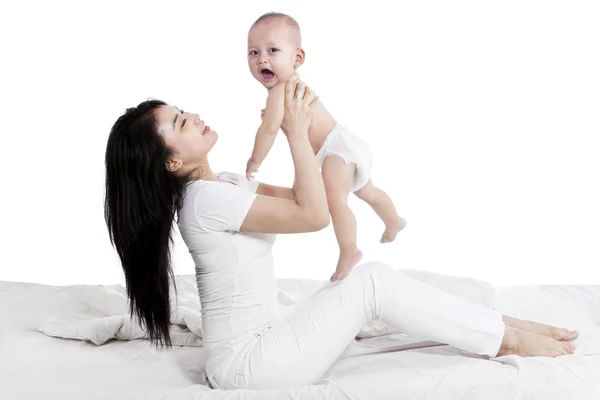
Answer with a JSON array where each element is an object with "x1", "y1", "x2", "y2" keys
[{"x1": 245, "y1": 12, "x2": 406, "y2": 281}]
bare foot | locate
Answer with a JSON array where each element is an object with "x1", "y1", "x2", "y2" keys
[
  {"x1": 497, "y1": 327, "x2": 576, "y2": 357},
  {"x1": 380, "y1": 217, "x2": 407, "y2": 243},
  {"x1": 330, "y1": 248, "x2": 363, "y2": 282},
  {"x1": 503, "y1": 316, "x2": 579, "y2": 341}
]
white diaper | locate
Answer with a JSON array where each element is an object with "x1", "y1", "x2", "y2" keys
[{"x1": 315, "y1": 123, "x2": 373, "y2": 192}]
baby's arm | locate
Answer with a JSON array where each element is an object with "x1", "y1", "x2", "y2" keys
[{"x1": 246, "y1": 83, "x2": 285, "y2": 179}]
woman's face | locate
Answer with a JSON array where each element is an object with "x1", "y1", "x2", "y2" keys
[{"x1": 155, "y1": 105, "x2": 217, "y2": 173}]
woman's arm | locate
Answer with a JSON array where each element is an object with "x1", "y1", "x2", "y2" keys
[
  {"x1": 240, "y1": 79, "x2": 329, "y2": 234},
  {"x1": 256, "y1": 182, "x2": 296, "y2": 200}
]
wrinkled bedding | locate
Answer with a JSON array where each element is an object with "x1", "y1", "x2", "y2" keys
[{"x1": 1, "y1": 270, "x2": 599, "y2": 400}]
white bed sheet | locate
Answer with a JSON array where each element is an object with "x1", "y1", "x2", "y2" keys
[{"x1": 1, "y1": 276, "x2": 600, "y2": 400}]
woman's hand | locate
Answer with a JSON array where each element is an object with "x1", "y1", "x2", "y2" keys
[{"x1": 280, "y1": 78, "x2": 319, "y2": 140}]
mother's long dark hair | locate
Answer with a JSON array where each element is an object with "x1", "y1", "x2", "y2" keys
[{"x1": 104, "y1": 99, "x2": 188, "y2": 348}]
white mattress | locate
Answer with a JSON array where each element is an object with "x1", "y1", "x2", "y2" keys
[{"x1": 1, "y1": 274, "x2": 600, "y2": 400}]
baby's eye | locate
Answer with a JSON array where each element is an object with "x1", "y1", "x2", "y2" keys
[
  {"x1": 249, "y1": 50, "x2": 258, "y2": 56},
  {"x1": 268, "y1": 48, "x2": 278, "y2": 53}
]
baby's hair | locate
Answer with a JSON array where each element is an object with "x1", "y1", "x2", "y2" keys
[{"x1": 251, "y1": 12, "x2": 302, "y2": 47}]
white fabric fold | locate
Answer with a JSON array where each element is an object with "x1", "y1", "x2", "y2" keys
[{"x1": 34, "y1": 269, "x2": 496, "y2": 346}]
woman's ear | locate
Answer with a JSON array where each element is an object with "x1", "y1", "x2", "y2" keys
[
  {"x1": 294, "y1": 48, "x2": 306, "y2": 69},
  {"x1": 166, "y1": 158, "x2": 183, "y2": 173}
]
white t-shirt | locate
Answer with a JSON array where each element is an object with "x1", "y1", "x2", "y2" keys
[{"x1": 177, "y1": 171, "x2": 279, "y2": 374}]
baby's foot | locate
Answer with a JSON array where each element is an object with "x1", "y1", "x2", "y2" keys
[
  {"x1": 380, "y1": 217, "x2": 407, "y2": 243},
  {"x1": 330, "y1": 248, "x2": 363, "y2": 282},
  {"x1": 504, "y1": 316, "x2": 579, "y2": 341}
]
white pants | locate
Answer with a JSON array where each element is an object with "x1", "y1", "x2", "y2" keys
[{"x1": 213, "y1": 262, "x2": 505, "y2": 390}]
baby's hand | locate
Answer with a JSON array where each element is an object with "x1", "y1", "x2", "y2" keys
[{"x1": 246, "y1": 158, "x2": 261, "y2": 180}]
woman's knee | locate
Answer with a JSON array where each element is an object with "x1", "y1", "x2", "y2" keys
[
  {"x1": 346, "y1": 262, "x2": 401, "y2": 319},
  {"x1": 351, "y1": 261, "x2": 398, "y2": 281}
]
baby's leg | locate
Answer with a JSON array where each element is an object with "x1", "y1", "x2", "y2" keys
[
  {"x1": 322, "y1": 155, "x2": 363, "y2": 282},
  {"x1": 354, "y1": 179, "x2": 406, "y2": 243}
]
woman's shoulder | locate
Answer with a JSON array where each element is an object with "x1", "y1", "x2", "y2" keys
[
  {"x1": 216, "y1": 171, "x2": 245, "y2": 185},
  {"x1": 179, "y1": 171, "x2": 259, "y2": 230},
  {"x1": 183, "y1": 171, "x2": 257, "y2": 200},
  {"x1": 216, "y1": 171, "x2": 259, "y2": 192}
]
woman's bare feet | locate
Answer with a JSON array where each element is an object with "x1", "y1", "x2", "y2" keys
[
  {"x1": 380, "y1": 216, "x2": 407, "y2": 244},
  {"x1": 497, "y1": 326, "x2": 576, "y2": 357},
  {"x1": 503, "y1": 316, "x2": 579, "y2": 341},
  {"x1": 330, "y1": 247, "x2": 363, "y2": 282}
]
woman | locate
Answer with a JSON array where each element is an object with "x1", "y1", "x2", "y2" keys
[{"x1": 104, "y1": 78, "x2": 578, "y2": 390}]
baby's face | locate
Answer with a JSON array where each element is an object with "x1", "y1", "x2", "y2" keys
[{"x1": 247, "y1": 20, "x2": 299, "y2": 89}]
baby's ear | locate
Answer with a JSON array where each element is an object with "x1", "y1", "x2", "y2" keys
[{"x1": 294, "y1": 48, "x2": 306, "y2": 69}]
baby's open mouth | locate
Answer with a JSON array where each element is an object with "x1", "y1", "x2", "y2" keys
[{"x1": 261, "y1": 69, "x2": 274, "y2": 79}]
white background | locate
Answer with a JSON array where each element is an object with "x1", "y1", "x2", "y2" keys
[{"x1": 1, "y1": 0, "x2": 598, "y2": 286}]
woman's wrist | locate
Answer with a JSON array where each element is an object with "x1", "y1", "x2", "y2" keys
[{"x1": 286, "y1": 129, "x2": 309, "y2": 145}]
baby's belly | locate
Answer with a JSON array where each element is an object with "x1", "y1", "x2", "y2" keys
[{"x1": 309, "y1": 107, "x2": 338, "y2": 153}]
